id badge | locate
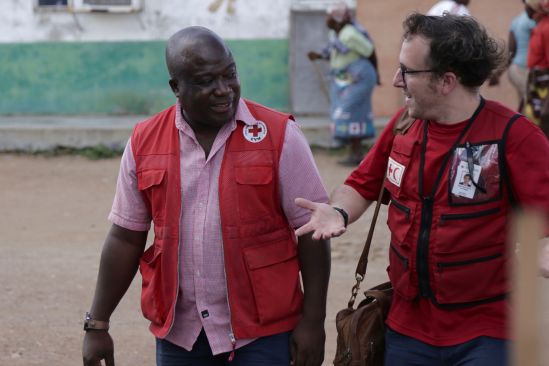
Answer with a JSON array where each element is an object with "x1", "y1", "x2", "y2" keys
[
  {"x1": 448, "y1": 143, "x2": 501, "y2": 205},
  {"x1": 451, "y1": 160, "x2": 481, "y2": 199}
]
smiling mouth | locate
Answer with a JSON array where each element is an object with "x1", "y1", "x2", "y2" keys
[{"x1": 210, "y1": 101, "x2": 232, "y2": 113}]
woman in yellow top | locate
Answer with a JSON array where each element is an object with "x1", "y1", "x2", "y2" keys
[{"x1": 308, "y1": 2, "x2": 379, "y2": 166}]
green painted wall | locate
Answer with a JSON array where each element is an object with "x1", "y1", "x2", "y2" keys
[{"x1": 0, "y1": 39, "x2": 289, "y2": 115}]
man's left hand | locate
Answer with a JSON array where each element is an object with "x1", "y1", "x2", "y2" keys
[
  {"x1": 540, "y1": 239, "x2": 549, "y2": 278},
  {"x1": 290, "y1": 318, "x2": 325, "y2": 366}
]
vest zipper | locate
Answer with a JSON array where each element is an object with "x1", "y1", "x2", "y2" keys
[
  {"x1": 221, "y1": 249, "x2": 237, "y2": 362},
  {"x1": 436, "y1": 253, "x2": 502, "y2": 271},
  {"x1": 227, "y1": 332, "x2": 236, "y2": 362},
  {"x1": 439, "y1": 207, "x2": 500, "y2": 225},
  {"x1": 417, "y1": 196, "x2": 434, "y2": 297},
  {"x1": 415, "y1": 101, "x2": 483, "y2": 300},
  {"x1": 165, "y1": 205, "x2": 183, "y2": 336}
]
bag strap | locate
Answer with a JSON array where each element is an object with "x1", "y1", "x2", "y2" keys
[
  {"x1": 347, "y1": 108, "x2": 416, "y2": 308},
  {"x1": 347, "y1": 178, "x2": 386, "y2": 308},
  {"x1": 346, "y1": 108, "x2": 414, "y2": 309}
]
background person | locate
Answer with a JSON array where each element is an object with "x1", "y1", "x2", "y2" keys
[
  {"x1": 426, "y1": 0, "x2": 471, "y2": 16},
  {"x1": 82, "y1": 26, "x2": 330, "y2": 366},
  {"x1": 525, "y1": 0, "x2": 549, "y2": 137},
  {"x1": 296, "y1": 13, "x2": 549, "y2": 366},
  {"x1": 489, "y1": 0, "x2": 537, "y2": 112},
  {"x1": 308, "y1": 1, "x2": 379, "y2": 166}
]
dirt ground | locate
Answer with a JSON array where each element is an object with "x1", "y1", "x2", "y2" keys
[{"x1": 0, "y1": 152, "x2": 548, "y2": 366}]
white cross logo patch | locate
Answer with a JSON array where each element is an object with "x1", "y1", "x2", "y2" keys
[
  {"x1": 387, "y1": 157, "x2": 405, "y2": 187},
  {"x1": 243, "y1": 121, "x2": 267, "y2": 143}
]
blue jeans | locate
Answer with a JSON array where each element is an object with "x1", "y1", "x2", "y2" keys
[
  {"x1": 384, "y1": 327, "x2": 508, "y2": 366},
  {"x1": 156, "y1": 329, "x2": 291, "y2": 366}
]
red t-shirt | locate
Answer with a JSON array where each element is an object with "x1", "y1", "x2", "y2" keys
[
  {"x1": 528, "y1": 16, "x2": 549, "y2": 69},
  {"x1": 345, "y1": 100, "x2": 549, "y2": 346}
]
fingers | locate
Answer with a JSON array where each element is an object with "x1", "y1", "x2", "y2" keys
[
  {"x1": 298, "y1": 222, "x2": 346, "y2": 240},
  {"x1": 294, "y1": 197, "x2": 316, "y2": 210},
  {"x1": 299, "y1": 225, "x2": 340, "y2": 241},
  {"x1": 289, "y1": 336, "x2": 297, "y2": 366},
  {"x1": 295, "y1": 223, "x2": 313, "y2": 237},
  {"x1": 82, "y1": 358, "x2": 101, "y2": 366},
  {"x1": 105, "y1": 353, "x2": 115, "y2": 366}
]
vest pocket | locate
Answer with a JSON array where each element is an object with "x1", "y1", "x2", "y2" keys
[
  {"x1": 432, "y1": 252, "x2": 507, "y2": 305},
  {"x1": 384, "y1": 136, "x2": 416, "y2": 199},
  {"x1": 434, "y1": 207, "x2": 503, "y2": 254},
  {"x1": 137, "y1": 169, "x2": 167, "y2": 221},
  {"x1": 243, "y1": 241, "x2": 303, "y2": 325},
  {"x1": 388, "y1": 243, "x2": 416, "y2": 300},
  {"x1": 235, "y1": 166, "x2": 274, "y2": 223},
  {"x1": 139, "y1": 243, "x2": 168, "y2": 327},
  {"x1": 387, "y1": 199, "x2": 414, "y2": 244},
  {"x1": 387, "y1": 199, "x2": 417, "y2": 300}
]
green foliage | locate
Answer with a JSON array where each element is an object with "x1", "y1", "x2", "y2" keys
[{"x1": 26, "y1": 144, "x2": 123, "y2": 160}]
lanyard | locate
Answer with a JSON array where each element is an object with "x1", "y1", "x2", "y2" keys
[{"x1": 418, "y1": 97, "x2": 485, "y2": 199}]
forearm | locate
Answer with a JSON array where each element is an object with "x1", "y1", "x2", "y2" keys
[
  {"x1": 330, "y1": 184, "x2": 372, "y2": 225},
  {"x1": 541, "y1": 237, "x2": 549, "y2": 278},
  {"x1": 89, "y1": 224, "x2": 148, "y2": 320},
  {"x1": 297, "y1": 233, "x2": 330, "y2": 321}
]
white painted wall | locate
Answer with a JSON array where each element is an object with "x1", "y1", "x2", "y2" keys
[
  {"x1": 0, "y1": 0, "x2": 356, "y2": 42},
  {"x1": 0, "y1": 0, "x2": 288, "y2": 42}
]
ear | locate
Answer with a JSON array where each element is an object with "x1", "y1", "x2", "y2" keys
[
  {"x1": 440, "y1": 72, "x2": 458, "y2": 95},
  {"x1": 169, "y1": 79, "x2": 179, "y2": 97}
]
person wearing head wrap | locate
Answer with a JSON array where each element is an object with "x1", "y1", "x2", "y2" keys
[
  {"x1": 426, "y1": 0, "x2": 471, "y2": 16},
  {"x1": 525, "y1": 0, "x2": 549, "y2": 136},
  {"x1": 308, "y1": 1, "x2": 380, "y2": 166}
]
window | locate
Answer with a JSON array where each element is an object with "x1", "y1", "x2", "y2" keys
[
  {"x1": 73, "y1": 0, "x2": 141, "y2": 12},
  {"x1": 37, "y1": 0, "x2": 68, "y2": 7}
]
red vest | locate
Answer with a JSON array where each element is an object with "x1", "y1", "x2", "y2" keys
[
  {"x1": 131, "y1": 100, "x2": 303, "y2": 339},
  {"x1": 385, "y1": 100, "x2": 519, "y2": 308}
]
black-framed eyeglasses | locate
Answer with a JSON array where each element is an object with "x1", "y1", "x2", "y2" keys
[{"x1": 399, "y1": 66, "x2": 435, "y2": 86}]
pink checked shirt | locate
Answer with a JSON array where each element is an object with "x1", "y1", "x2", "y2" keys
[{"x1": 108, "y1": 99, "x2": 328, "y2": 355}]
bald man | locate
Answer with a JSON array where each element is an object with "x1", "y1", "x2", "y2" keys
[{"x1": 82, "y1": 27, "x2": 330, "y2": 366}]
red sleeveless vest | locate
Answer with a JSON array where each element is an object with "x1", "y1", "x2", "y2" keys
[
  {"x1": 385, "y1": 100, "x2": 519, "y2": 308},
  {"x1": 131, "y1": 100, "x2": 303, "y2": 339}
]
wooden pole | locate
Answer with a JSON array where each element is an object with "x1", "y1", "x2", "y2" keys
[{"x1": 511, "y1": 210, "x2": 544, "y2": 366}]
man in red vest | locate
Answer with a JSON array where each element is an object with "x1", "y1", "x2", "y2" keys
[
  {"x1": 82, "y1": 26, "x2": 330, "y2": 366},
  {"x1": 296, "y1": 13, "x2": 549, "y2": 366}
]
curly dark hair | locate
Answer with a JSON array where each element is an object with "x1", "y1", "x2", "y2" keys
[{"x1": 402, "y1": 13, "x2": 506, "y2": 89}]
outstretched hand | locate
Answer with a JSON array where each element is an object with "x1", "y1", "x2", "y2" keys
[{"x1": 295, "y1": 198, "x2": 346, "y2": 240}]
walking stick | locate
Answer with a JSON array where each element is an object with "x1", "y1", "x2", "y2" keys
[{"x1": 310, "y1": 59, "x2": 330, "y2": 102}]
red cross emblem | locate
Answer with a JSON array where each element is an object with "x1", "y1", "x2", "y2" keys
[
  {"x1": 248, "y1": 125, "x2": 263, "y2": 137},
  {"x1": 243, "y1": 121, "x2": 267, "y2": 143}
]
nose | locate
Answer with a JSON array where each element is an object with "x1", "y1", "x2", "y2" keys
[
  {"x1": 214, "y1": 78, "x2": 231, "y2": 95},
  {"x1": 393, "y1": 68, "x2": 404, "y2": 88}
]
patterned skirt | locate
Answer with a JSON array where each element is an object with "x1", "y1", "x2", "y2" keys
[{"x1": 330, "y1": 58, "x2": 377, "y2": 141}]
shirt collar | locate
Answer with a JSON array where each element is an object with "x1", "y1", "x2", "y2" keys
[{"x1": 174, "y1": 98, "x2": 257, "y2": 133}]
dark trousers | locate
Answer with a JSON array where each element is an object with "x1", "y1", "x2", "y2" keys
[
  {"x1": 384, "y1": 327, "x2": 508, "y2": 366},
  {"x1": 156, "y1": 329, "x2": 291, "y2": 366}
]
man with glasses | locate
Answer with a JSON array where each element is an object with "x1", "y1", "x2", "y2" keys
[{"x1": 296, "y1": 13, "x2": 549, "y2": 365}]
